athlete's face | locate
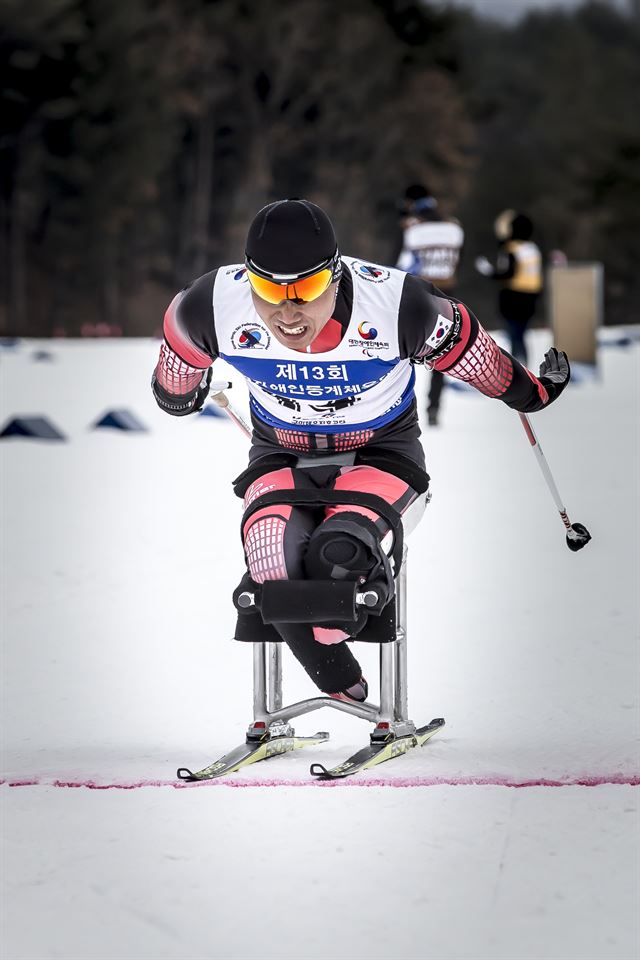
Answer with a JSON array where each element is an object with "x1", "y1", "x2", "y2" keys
[{"x1": 250, "y1": 281, "x2": 338, "y2": 351}]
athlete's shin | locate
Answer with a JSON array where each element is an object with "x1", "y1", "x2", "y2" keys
[{"x1": 277, "y1": 622, "x2": 364, "y2": 694}]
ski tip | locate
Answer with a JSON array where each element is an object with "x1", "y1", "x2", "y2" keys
[
  {"x1": 309, "y1": 763, "x2": 331, "y2": 778},
  {"x1": 176, "y1": 767, "x2": 198, "y2": 782}
]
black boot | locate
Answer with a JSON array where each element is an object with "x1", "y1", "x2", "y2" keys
[{"x1": 329, "y1": 677, "x2": 369, "y2": 703}]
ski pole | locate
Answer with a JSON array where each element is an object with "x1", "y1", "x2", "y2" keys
[
  {"x1": 208, "y1": 381, "x2": 252, "y2": 439},
  {"x1": 518, "y1": 412, "x2": 591, "y2": 552}
]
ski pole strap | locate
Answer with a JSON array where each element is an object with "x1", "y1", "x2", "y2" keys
[{"x1": 240, "y1": 489, "x2": 404, "y2": 572}]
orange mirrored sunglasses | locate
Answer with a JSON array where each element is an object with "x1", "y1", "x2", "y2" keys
[{"x1": 246, "y1": 264, "x2": 334, "y2": 305}]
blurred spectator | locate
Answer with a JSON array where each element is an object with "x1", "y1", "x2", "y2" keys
[
  {"x1": 79, "y1": 322, "x2": 123, "y2": 337},
  {"x1": 549, "y1": 249, "x2": 568, "y2": 268},
  {"x1": 397, "y1": 184, "x2": 464, "y2": 426},
  {"x1": 474, "y1": 210, "x2": 543, "y2": 364}
]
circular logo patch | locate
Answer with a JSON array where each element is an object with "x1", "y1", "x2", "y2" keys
[
  {"x1": 231, "y1": 323, "x2": 271, "y2": 350},
  {"x1": 352, "y1": 262, "x2": 391, "y2": 284},
  {"x1": 358, "y1": 321, "x2": 378, "y2": 340}
]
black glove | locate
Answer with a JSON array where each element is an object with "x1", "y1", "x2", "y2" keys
[
  {"x1": 152, "y1": 367, "x2": 212, "y2": 417},
  {"x1": 538, "y1": 347, "x2": 570, "y2": 405}
]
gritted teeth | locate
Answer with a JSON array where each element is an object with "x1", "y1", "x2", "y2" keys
[{"x1": 279, "y1": 324, "x2": 306, "y2": 336}]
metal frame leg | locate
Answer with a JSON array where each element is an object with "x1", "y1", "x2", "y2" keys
[
  {"x1": 267, "y1": 641, "x2": 282, "y2": 712},
  {"x1": 250, "y1": 547, "x2": 415, "y2": 736},
  {"x1": 379, "y1": 643, "x2": 395, "y2": 722},
  {"x1": 394, "y1": 545, "x2": 409, "y2": 722},
  {"x1": 253, "y1": 642, "x2": 268, "y2": 719}
]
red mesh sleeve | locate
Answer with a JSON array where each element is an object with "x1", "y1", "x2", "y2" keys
[
  {"x1": 438, "y1": 322, "x2": 514, "y2": 397},
  {"x1": 163, "y1": 290, "x2": 214, "y2": 368},
  {"x1": 430, "y1": 303, "x2": 550, "y2": 408},
  {"x1": 154, "y1": 341, "x2": 205, "y2": 395}
]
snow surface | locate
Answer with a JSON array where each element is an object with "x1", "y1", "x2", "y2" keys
[{"x1": 1, "y1": 329, "x2": 639, "y2": 959}]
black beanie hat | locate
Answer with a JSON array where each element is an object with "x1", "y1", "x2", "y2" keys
[
  {"x1": 510, "y1": 213, "x2": 534, "y2": 241},
  {"x1": 245, "y1": 199, "x2": 338, "y2": 277},
  {"x1": 404, "y1": 183, "x2": 430, "y2": 201}
]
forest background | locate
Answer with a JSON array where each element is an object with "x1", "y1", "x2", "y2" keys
[{"x1": 1, "y1": 0, "x2": 639, "y2": 336}]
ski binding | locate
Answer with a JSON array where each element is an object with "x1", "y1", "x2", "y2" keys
[
  {"x1": 309, "y1": 717, "x2": 445, "y2": 780},
  {"x1": 176, "y1": 721, "x2": 329, "y2": 782}
]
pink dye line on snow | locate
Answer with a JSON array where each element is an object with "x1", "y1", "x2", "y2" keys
[{"x1": 2, "y1": 774, "x2": 638, "y2": 790}]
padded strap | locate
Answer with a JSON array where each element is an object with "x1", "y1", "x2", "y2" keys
[
  {"x1": 261, "y1": 580, "x2": 358, "y2": 624},
  {"x1": 241, "y1": 488, "x2": 404, "y2": 572}
]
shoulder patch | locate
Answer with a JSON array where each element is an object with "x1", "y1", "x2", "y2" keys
[
  {"x1": 425, "y1": 313, "x2": 454, "y2": 351},
  {"x1": 351, "y1": 261, "x2": 391, "y2": 284},
  {"x1": 224, "y1": 265, "x2": 250, "y2": 283},
  {"x1": 416, "y1": 305, "x2": 463, "y2": 361}
]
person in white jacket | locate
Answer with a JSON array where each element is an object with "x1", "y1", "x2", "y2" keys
[{"x1": 397, "y1": 185, "x2": 464, "y2": 425}]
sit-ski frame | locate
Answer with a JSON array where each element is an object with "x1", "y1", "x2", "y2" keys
[
  {"x1": 177, "y1": 547, "x2": 444, "y2": 781},
  {"x1": 176, "y1": 384, "x2": 444, "y2": 781}
]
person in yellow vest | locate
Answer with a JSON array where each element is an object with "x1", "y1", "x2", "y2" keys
[{"x1": 475, "y1": 210, "x2": 543, "y2": 364}]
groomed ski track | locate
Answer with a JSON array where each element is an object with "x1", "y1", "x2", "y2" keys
[
  {"x1": 2, "y1": 330, "x2": 638, "y2": 960},
  {"x1": 3, "y1": 773, "x2": 639, "y2": 789}
]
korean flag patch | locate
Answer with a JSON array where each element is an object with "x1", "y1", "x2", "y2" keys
[{"x1": 425, "y1": 313, "x2": 454, "y2": 352}]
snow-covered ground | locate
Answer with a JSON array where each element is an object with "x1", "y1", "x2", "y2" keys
[{"x1": 1, "y1": 329, "x2": 638, "y2": 960}]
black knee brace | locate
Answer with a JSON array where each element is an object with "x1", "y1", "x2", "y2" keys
[
  {"x1": 303, "y1": 512, "x2": 387, "y2": 579},
  {"x1": 303, "y1": 512, "x2": 394, "y2": 635}
]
